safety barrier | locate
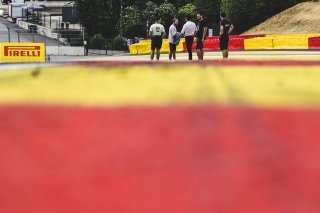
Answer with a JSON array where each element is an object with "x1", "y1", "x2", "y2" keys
[
  {"x1": 273, "y1": 37, "x2": 309, "y2": 49},
  {"x1": 129, "y1": 39, "x2": 185, "y2": 54},
  {"x1": 230, "y1": 38, "x2": 245, "y2": 50},
  {"x1": 204, "y1": 38, "x2": 220, "y2": 51},
  {"x1": 129, "y1": 43, "x2": 150, "y2": 54},
  {"x1": 129, "y1": 34, "x2": 320, "y2": 54},
  {"x1": 244, "y1": 37, "x2": 274, "y2": 50},
  {"x1": 265, "y1": 34, "x2": 320, "y2": 38},
  {"x1": 182, "y1": 38, "x2": 219, "y2": 51},
  {"x1": 183, "y1": 36, "x2": 253, "y2": 52},
  {"x1": 308, "y1": 37, "x2": 320, "y2": 49},
  {"x1": 245, "y1": 36, "x2": 310, "y2": 50},
  {"x1": 245, "y1": 34, "x2": 320, "y2": 50}
]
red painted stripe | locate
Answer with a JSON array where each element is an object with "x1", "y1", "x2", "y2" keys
[{"x1": 1, "y1": 105, "x2": 320, "y2": 213}]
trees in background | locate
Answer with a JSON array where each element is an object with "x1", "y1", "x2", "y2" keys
[
  {"x1": 221, "y1": 0, "x2": 307, "y2": 33},
  {"x1": 76, "y1": 0, "x2": 309, "y2": 41},
  {"x1": 75, "y1": 0, "x2": 118, "y2": 38}
]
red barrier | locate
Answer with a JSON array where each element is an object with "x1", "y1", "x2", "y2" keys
[
  {"x1": 183, "y1": 42, "x2": 187, "y2": 52},
  {"x1": 204, "y1": 38, "x2": 220, "y2": 51},
  {"x1": 309, "y1": 37, "x2": 320, "y2": 49},
  {"x1": 183, "y1": 35, "x2": 265, "y2": 52},
  {"x1": 233, "y1": 34, "x2": 266, "y2": 39},
  {"x1": 229, "y1": 38, "x2": 245, "y2": 50}
]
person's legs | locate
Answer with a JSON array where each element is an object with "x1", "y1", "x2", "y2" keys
[
  {"x1": 173, "y1": 44, "x2": 177, "y2": 60},
  {"x1": 222, "y1": 50, "x2": 228, "y2": 59},
  {"x1": 220, "y1": 36, "x2": 229, "y2": 59},
  {"x1": 156, "y1": 38, "x2": 162, "y2": 60},
  {"x1": 151, "y1": 50, "x2": 155, "y2": 60},
  {"x1": 156, "y1": 48, "x2": 161, "y2": 60},
  {"x1": 196, "y1": 38, "x2": 200, "y2": 60},
  {"x1": 186, "y1": 36, "x2": 193, "y2": 60},
  {"x1": 196, "y1": 49, "x2": 201, "y2": 60},
  {"x1": 187, "y1": 41, "x2": 193, "y2": 60},
  {"x1": 201, "y1": 49, "x2": 204, "y2": 60},
  {"x1": 169, "y1": 43, "x2": 173, "y2": 60},
  {"x1": 223, "y1": 50, "x2": 229, "y2": 59},
  {"x1": 225, "y1": 37, "x2": 229, "y2": 59},
  {"x1": 196, "y1": 38, "x2": 204, "y2": 60},
  {"x1": 151, "y1": 37, "x2": 155, "y2": 60}
]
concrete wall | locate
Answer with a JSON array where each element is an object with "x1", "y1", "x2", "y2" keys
[
  {"x1": 17, "y1": 19, "x2": 59, "y2": 40},
  {"x1": 88, "y1": 49, "x2": 126, "y2": 56},
  {"x1": 45, "y1": 47, "x2": 125, "y2": 56},
  {"x1": 26, "y1": 1, "x2": 70, "y2": 7},
  {"x1": 46, "y1": 46, "x2": 84, "y2": 56}
]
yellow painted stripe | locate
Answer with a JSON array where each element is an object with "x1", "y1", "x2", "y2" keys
[
  {"x1": 94, "y1": 51, "x2": 320, "y2": 62},
  {"x1": 1, "y1": 64, "x2": 320, "y2": 108}
]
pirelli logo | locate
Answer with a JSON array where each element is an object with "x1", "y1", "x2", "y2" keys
[
  {"x1": 4, "y1": 46, "x2": 41, "y2": 57},
  {"x1": 0, "y1": 43, "x2": 45, "y2": 63}
]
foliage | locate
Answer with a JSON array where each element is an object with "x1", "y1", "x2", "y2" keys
[
  {"x1": 158, "y1": 1, "x2": 178, "y2": 26},
  {"x1": 112, "y1": 36, "x2": 126, "y2": 50},
  {"x1": 143, "y1": 1, "x2": 161, "y2": 23},
  {"x1": 123, "y1": 5, "x2": 142, "y2": 28},
  {"x1": 194, "y1": 0, "x2": 221, "y2": 25},
  {"x1": 178, "y1": 3, "x2": 197, "y2": 19},
  {"x1": 124, "y1": 23, "x2": 147, "y2": 38},
  {"x1": 75, "y1": 0, "x2": 117, "y2": 38},
  {"x1": 75, "y1": 0, "x2": 309, "y2": 38},
  {"x1": 221, "y1": 0, "x2": 307, "y2": 33},
  {"x1": 89, "y1": 34, "x2": 106, "y2": 50}
]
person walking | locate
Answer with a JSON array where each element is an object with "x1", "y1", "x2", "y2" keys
[
  {"x1": 168, "y1": 18, "x2": 179, "y2": 60},
  {"x1": 196, "y1": 12, "x2": 208, "y2": 61},
  {"x1": 220, "y1": 12, "x2": 234, "y2": 59},
  {"x1": 149, "y1": 17, "x2": 166, "y2": 61},
  {"x1": 181, "y1": 15, "x2": 196, "y2": 61}
]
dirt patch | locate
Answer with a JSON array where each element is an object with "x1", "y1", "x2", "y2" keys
[{"x1": 243, "y1": 2, "x2": 320, "y2": 35}]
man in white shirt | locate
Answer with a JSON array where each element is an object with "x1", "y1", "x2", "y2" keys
[
  {"x1": 168, "y1": 18, "x2": 179, "y2": 60},
  {"x1": 149, "y1": 17, "x2": 166, "y2": 61},
  {"x1": 181, "y1": 15, "x2": 197, "y2": 60}
]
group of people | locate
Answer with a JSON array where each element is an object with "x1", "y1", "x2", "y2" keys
[{"x1": 149, "y1": 12, "x2": 234, "y2": 61}]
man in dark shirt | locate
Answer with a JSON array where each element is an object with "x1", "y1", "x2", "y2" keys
[
  {"x1": 196, "y1": 12, "x2": 208, "y2": 61},
  {"x1": 220, "y1": 12, "x2": 234, "y2": 59}
]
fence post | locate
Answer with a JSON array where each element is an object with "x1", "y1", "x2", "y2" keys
[
  {"x1": 7, "y1": 27, "x2": 10, "y2": 42},
  {"x1": 57, "y1": 28, "x2": 60, "y2": 47},
  {"x1": 42, "y1": 31, "x2": 47, "y2": 61}
]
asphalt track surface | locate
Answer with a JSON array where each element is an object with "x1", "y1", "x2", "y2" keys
[
  {"x1": 61, "y1": 50, "x2": 320, "y2": 62},
  {"x1": 1, "y1": 51, "x2": 320, "y2": 213}
]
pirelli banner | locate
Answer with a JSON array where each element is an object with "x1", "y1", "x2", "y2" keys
[{"x1": 0, "y1": 43, "x2": 45, "y2": 63}]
